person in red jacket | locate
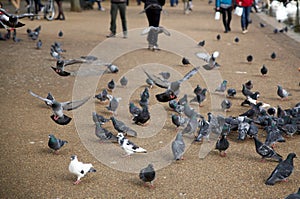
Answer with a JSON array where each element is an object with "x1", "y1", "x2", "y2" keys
[{"x1": 236, "y1": 0, "x2": 253, "y2": 33}]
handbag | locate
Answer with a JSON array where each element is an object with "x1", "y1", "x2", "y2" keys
[
  {"x1": 234, "y1": 6, "x2": 243, "y2": 16},
  {"x1": 215, "y1": 11, "x2": 220, "y2": 20}
]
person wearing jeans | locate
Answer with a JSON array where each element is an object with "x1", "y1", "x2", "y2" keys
[
  {"x1": 216, "y1": 0, "x2": 233, "y2": 33},
  {"x1": 107, "y1": 0, "x2": 127, "y2": 38},
  {"x1": 236, "y1": 0, "x2": 253, "y2": 33}
]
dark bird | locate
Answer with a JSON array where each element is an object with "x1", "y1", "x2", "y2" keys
[
  {"x1": 285, "y1": 188, "x2": 300, "y2": 199},
  {"x1": 221, "y1": 99, "x2": 232, "y2": 112},
  {"x1": 273, "y1": 28, "x2": 278, "y2": 33},
  {"x1": 216, "y1": 34, "x2": 221, "y2": 40},
  {"x1": 267, "y1": 107, "x2": 276, "y2": 116},
  {"x1": 48, "y1": 134, "x2": 68, "y2": 154},
  {"x1": 245, "y1": 80, "x2": 253, "y2": 90},
  {"x1": 253, "y1": 136, "x2": 282, "y2": 162},
  {"x1": 45, "y1": 92, "x2": 55, "y2": 106},
  {"x1": 247, "y1": 121, "x2": 258, "y2": 137},
  {"x1": 247, "y1": 55, "x2": 253, "y2": 62},
  {"x1": 111, "y1": 117, "x2": 137, "y2": 137},
  {"x1": 277, "y1": 85, "x2": 291, "y2": 100},
  {"x1": 133, "y1": 105, "x2": 150, "y2": 125},
  {"x1": 36, "y1": 39, "x2": 42, "y2": 49},
  {"x1": 95, "y1": 89, "x2": 109, "y2": 102},
  {"x1": 129, "y1": 102, "x2": 142, "y2": 117},
  {"x1": 260, "y1": 64, "x2": 268, "y2": 76},
  {"x1": 182, "y1": 57, "x2": 191, "y2": 66},
  {"x1": 155, "y1": 89, "x2": 177, "y2": 102},
  {"x1": 58, "y1": 30, "x2": 63, "y2": 37},
  {"x1": 190, "y1": 88, "x2": 207, "y2": 106},
  {"x1": 270, "y1": 52, "x2": 276, "y2": 59},
  {"x1": 94, "y1": 121, "x2": 117, "y2": 143},
  {"x1": 171, "y1": 114, "x2": 188, "y2": 128},
  {"x1": 51, "y1": 59, "x2": 85, "y2": 76},
  {"x1": 198, "y1": 40, "x2": 205, "y2": 47},
  {"x1": 234, "y1": 37, "x2": 239, "y2": 43},
  {"x1": 107, "y1": 79, "x2": 115, "y2": 91},
  {"x1": 92, "y1": 112, "x2": 110, "y2": 125},
  {"x1": 264, "y1": 124, "x2": 286, "y2": 147},
  {"x1": 215, "y1": 134, "x2": 229, "y2": 157},
  {"x1": 193, "y1": 84, "x2": 202, "y2": 95},
  {"x1": 259, "y1": 22, "x2": 266, "y2": 27},
  {"x1": 139, "y1": 164, "x2": 156, "y2": 188},
  {"x1": 265, "y1": 153, "x2": 297, "y2": 186},
  {"x1": 227, "y1": 88, "x2": 237, "y2": 97}
]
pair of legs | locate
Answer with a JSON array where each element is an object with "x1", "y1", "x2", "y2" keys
[
  {"x1": 109, "y1": 2, "x2": 127, "y2": 36},
  {"x1": 220, "y1": 6, "x2": 232, "y2": 33},
  {"x1": 55, "y1": 0, "x2": 65, "y2": 20},
  {"x1": 10, "y1": 0, "x2": 21, "y2": 13},
  {"x1": 241, "y1": 6, "x2": 251, "y2": 32},
  {"x1": 145, "y1": 8, "x2": 161, "y2": 49}
]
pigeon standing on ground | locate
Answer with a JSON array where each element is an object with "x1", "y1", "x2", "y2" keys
[
  {"x1": 215, "y1": 134, "x2": 229, "y2": 157},
  {"x1": 216, "y1": 34, "x2": 221, "y2": 40},
  {"x1": 129, "y1": 102, "x2": 142, "y2": 117},
  {"x1": 196, "y1": 51, "x2": 220, "y2": 70},
  {"x1": 171, "y1": 114, "x2": 188, "y2": 128},
  {"x1": 215, "y1": 80, "x2": 227, "y2": 93},
  {"x1": 182, "y1": 57, "x2": 191, "y2": 66},
  {"x1": 198, "y1": 40, "x2": 205, "y2": 46},
  {"x1": 227, "y1": 88, "x2": 236, "y2": 97},
  {"x1": 48, "y1": 134, "x2": 68, "y2": 154},
  {"x1": 190, "y1": 88, "x2": 207, "y2": 107},
  {"x1": 253, "y1": 136, "x2": 282, "y2": 162},
  {"x1": 221, "y1": 99, "x2": 232, "y2": 112},
  {"x1": 95, "y1": 89, "x2": 109, "y2": 102},
  {"x1": 58, "y1": 30, "x2": 63, "y2": 37},
  {"x1": 260, "y1": 64, "x2": 268, "y2": 76},
  {"x1": 94, "y1": 121, "x2": 117, "y2": 143},
  {"x1": 106, "y1": 95, "x2": 121, "y2": 115},
  {"x1": 265, "y1": 153, "x2": 297, "y2": 186},
  {"x1": 139, "y1": 164, "x2": 156, "y2": 188},
  {"x1": 92, "y1": 112, "x2": 110, "y2": 125},
  {"x1": 107, "y1": 79, "x2": 115, "y2": 91},
  {"x1": 110, "y1": 117, "x2": 137, "y2": 137},
  {"x1": 36, "y1": 39, "x2": 42, "y2": 49},
  {"x1": 277, "y1": 85, "x2": 291, "y2": 100},
  {"x1": 117, "y1": 133, "x2": 147, "y2": 156},
  {"x1": 195, "y1": 117, "x2": 210, "y2": 142},
  {"x1": 171, "y1": 132, "x2": 185, "y2": 161},
  {"x1": 245, "y1": 80, "x2": 253, "y2": 90},
  {"x1": 234, "y1": 37, "x2": 239, "y2": 43},
  {"x1": 247, "y1": 55, "x2": 253, "y2": 62},
  {"x1": 285, "y1": 188, "x2": 300, "y2": 199},
  {"x1": 68, "y1": 155, "x2": 96, "y2": 185},
  {"x1": 271, "y1": 52, "x2": 276, "y2": 59},
  {"x1": 133, "y1": 105, "x2": 150, "y2": 125},
  {"x1": 105, "y1": 64, "x2": 119, "y2": 73},
  {"x1": 120, "y1": 76, "x2": 128, "y2": 87}
]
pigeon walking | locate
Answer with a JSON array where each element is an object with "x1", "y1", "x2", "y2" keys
[
  {"x1": 117, "y1": 133, "x2": 147, "y2": 157},
  {"x1": 133, "y1": 105, "x2": 150, "y2": 125},
  {"x1": 182, "y1": 57, "x2": 190, "y2": 66},
  {"x1": 48, "y1": 134, "x2": 68, "y2": 154},
  {"x1": 260, "y1": 64, "x2": 268, "y2": 76},
  {"x1": 111, "y1": 117, "x2": 137, "y2": 137},
  {"x1": 95, "y1": 89, "x2": 109, "y2": 102},
  {"x1": 253, "y1": 136, "x2": 282, "y2": 162},
  {"x1": 120, "y1": 76, "x2": 128, "y2": 87},
  {"x1": 215, "y1": 134, "x2": 229, "y2": 157},
  {"x1": 106, "y1": 95, "x2": 121, "y2": 115},
  {"x1": 277, "y1": 85, "x2": 291, "y2": 100},
  {"x1": 139, "y1": 164, "x2": 156, "y2": 188},
  {"x1": 171, "y1": 132, "x2": 185, "y2": 161},
  {"x1": 215, "y1": 80, "x2": 227, "y2": 93}
]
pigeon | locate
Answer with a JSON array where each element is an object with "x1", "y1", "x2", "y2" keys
[
  {"x1": 265, "y1": 153, "x2": 297, "y2": 186},
  {"x1": 139, "y1": 164, "x2": 156, "y2": 188},
  {"x1": 107, "y1": 79, "x2": 115, "y2": 91},
  {"x1": 208, "y1": 113, "x2": 225, "y2": 135},
  {"x1": 95, "y1": 89, "x2": 109, "y2": 102},
  {"x1": 238, "y1": 122, "x2": 250, "y2": 140},
  {"x1": 27, "y1": 25, "x2": 41, "y2": 40},
  {"x1": 245, "y1": 80, "x2": 253, "y2": 90},
  {"x1": 195, "y1": 117, "x2": 210, "y2": 142},
  {"x1": 48, "y1": 134, "x2": 68, "y2": 154},
  {"x1": 171, "y1": 132, "x2": 185, "y2": 160},
  {"x1": 106, "y1": 95, "x2": 121, "y2": 115},
  {"x1": 171, "y1": 114, "x2": 188, "y2": 128},
  {"x1": 193, "y1": 85, "x2": 202, "y2": 95},
  {"x1": 68, "y1": 155, "x2": 96, "y2": 185},
  {"x1": 285, "y1": 188, "x2": 300, "y2": 199},
  {"x1": 133, "y1": 105, "x2": 150, "y2": 125},
  {"x1": 182, "y1": 57, "x2": 190, "y2": 66},
  {"x1": 198, "y1": 40, "x2": 205, "y2": 47},
  {"x1": 253, "y1": 136, "x2": 282, "y2": 162},
  {"x1": 267, "y1": 107, "x2": 276, "y2": 116},
  {"x1": 51, "y1": 59, "x2": 85, "y2": 76},
  {"x1": 270, "y1": 52, "x2": 276, "y2": 59},
  {"x1": 277, "y1": 85, "x2": 291, "y2": 100},
  {"x1": 190, "y1": 88, "x2": 207, "y2": 107},
  {"x1": 29, "y1": 90, "x2": 90, "y2": 125},
  {"x1": 36, "y1": 39, "x2": 42, "y2": 49},
  {"x1": 247, "y1": 121, "x2": 258, "y2": 137},
  {"x1": 216, "y1": 34, "x2": 221, "y2": 40},
  {"x1": 141, "y1": 87, "x2": 150, "y2": 99},
  {"x1": 181, "y1": 113, "x2": 198, "y2": 135},
  {"x1": 139, "y1": 94, "x2": 149, "y2": 108},
  {"x1": 234, "y1": 37, "x2": 239, "y2": 43},
  {"x1": 247, "y1": 55, "x2": 253, "y2": 62},
  {"x1": 45, "y1": 92, "x2": 55, "y2": 106},
  {"x1": 196, "y1": 51, "x2": 220, "y2": 70},
  {"x1": 215, "y1": 134, "x2": 229, "y2": 157},
  {"x1": 215, "y1": 80, "x2": 227, "y2": 92},
  {"x1": 129, "y1": 102, "x2": 142, "y2": 117},
  {"x1": 260, "y1": 64, "x2": 268, "y2": 76},
  {"x1": 259, "y1": 22, "x2": 266, "y2": 27},
  {"x1": 50, "y1": 48, "x2": 61, "y2": 60},
  {"x1": 155, "y1": 89, "x2": 177, "y2": 102},
  {"x1": 221, "y1": 99, "x2": 232, "y2": 112},
  {"x1": 143, "y1": 66, "x2": 200, "y2": 95},
  {"x1": 92, "y1": 112, "x2": 110, "y2": 125},
  {"x1": 120, "y1": 76, "x2": 128, "y2": 87},
  {"x1": 227, "y1": 88, "x2": 236, "y2": 97},
  {"x1": 264, "y1": 124, "x2": 286, "y2": 147},
  {"x1": 274, "y1": 28, "x2": 278, "y2": 33},
  {"x1": 51, "y1": 42, "x2": 66, "y2": 53},
  {"x1": 146, "y1": 78, "x2": 154, "y2": 88},
  {"x1": 94, "y1": 122, "x2": 117, "y2": 143},
  {"x1": 105, "y1": 64, "x2": 119, "y2": 73},
  {"x1": 169, "y1": 100, "x2": 184, "y2": 114},
  {"x1": 117, "y1": 133, "x2": 147, "y2": 156},
  {"x1": 110, "y1": 117, "x2": 137, "y2": 137},
  {"x1": 158, "y1": 72, "x2": 170, "y2": 80},
  {"x1": 58, "y1": 30, "x2": 63, "y2": 37},
  {"x1": 0, "y1": 8, "x2": 36, "y2": 29}
]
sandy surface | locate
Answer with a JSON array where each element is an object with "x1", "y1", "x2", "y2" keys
[{"x1": 1, "y1": 0, "x2": 300, "y2": 198}]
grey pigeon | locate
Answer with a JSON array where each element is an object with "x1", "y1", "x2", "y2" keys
[
  {"x1": 107, "y1": 79, "x2": 115, "y2": 91},
  {"x1": 29, "y1": 90, "x2": 90, "y2": 125},
  {"x1": 110, "y1": 117, "x2": 137, "y2": 137},
  {"x1": 285, "y1": 188, "x2": 300, "y2": 199},
  {"x1": 208, "y1": 113, "x2": 225, "y2": 135},
  {"x1": 215, "y1": 80, "x2": 227, "y2": 92},
  {"x1": 196, "y1": 51, "x2": 220, "y2": 70},
  {"x1": 181, "y1": 113, "x2": 198, "y2": 135},
  {"x1": 95, "y1": 89, "x2": 109, "y2": 102},
  {"x1": 195, "y1": 117, "x2": 210, "y2": 142},
  {"x1": 68, "y1": 155, "x2": 96, "y2": 185},
  {"x1": 171, "y1": 132, "x2": 185, "y2": 160},
  {"x1": 117, "y1": 133, "x2": 147, "y2": 156},
  {"x1": 92, "y1": 112, "x2": 110, "y2": 125},
  {"x1": 253, "y1": 136, "x2": 282, "y2": 162},
  {"x1": 265, "y1": 153, "x2": 297, "y2": 185},
  {"x1": 238, "y1": 122, "x2": 250, "y2": 140},
  {"x1": 159, "y1": 72, "x2": 170, "y2": 80},
  {"x1": 193, "y1": 84, "x2": 202, "y2": 95},
  {"x1": 120, "y1": 76, "x2": 128, "y2": 87},
  {"x1": 106, "y1": 95, "x2": 121, "y2": 115},
  {"x1": 277, "y1": 85, "x2": 291, "y2": 100},
  {"x1": 129, "y1": 102, "x2": 142, "y2": 117},
  {"x1": 36, "y1": 39, "x2": 42, "y2": 49},
  {"x1": 171, "y1": 114, "x2": 188, "y2": 128},
  {"x1": 215, "y1": 134, "x2": 229, "y2": 157},
  {"x1": 48, "y1": 134, "x2": 68, "y2": 154},
  {"x1": 94, "y1": 122, "x2": 117, "y2": 143},
  {"x1": 139, "y1": 94, "x2": 149, "y2": 108},
  {"x1": 245, "y1": 80, "x2": 253, "y2": 90},
  {"x1": 221, "y1": 99, "x2": 232, "y2": 112},
  {"x1": 247, "y1": 121, "x2": 258, "y2": 137},
  {"x1": 133, "y1": 105, "x2": 150, "y2": 125},
  {"x1": 105, "y1": 64, "x2": 119, "y2": 73},
  {"x1": 51, "y1": 59, "x2": 85, "y2": 76},
  {"x1": 190, "y1": 88, "x2": 207, "y2": 106},
  {"x1": 139, "y1": 164, "x2": 156, "y2": 188},
  {"x1": 264, "y1": 124, "x2": 286, "y2": 147},
  {"x1": 216, "y1": 34, "x2": 221, "y2": 40}
]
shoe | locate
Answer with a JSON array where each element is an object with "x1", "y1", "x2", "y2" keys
[
  {"x1": 98, "y1": 7, "x2": 105, "y2": 11},
  {"x1": 106, "y1": 32, "x2": 116, "y2": 38},
  {"x1": 123, "y1": 31, "x2": 128, "y2": 38},
  {"x1": 224, "y1": 30, "x2": 228, "y2": 33},
  {"x1": 242, "y1": 29, "x2": 248, "y2": 34}
]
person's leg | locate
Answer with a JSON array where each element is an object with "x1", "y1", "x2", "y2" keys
[
  {"x1": 55, "y1": 0, "x2": 61, "y2": 19},
  {"x1": 221, "y1": 8, "x2": 228, "y2": 32},
  {"x1": 109, "y1": 3, "x2": 118, "y2": 35},
  {"x1": 118, "y1": 3, "x2": 127, "y2": 33},
  {"x1": 59, "y1": 1, "x2": 65, "y2": 19},
  {"x1": 245, "y1": 6, "x2": 251, "y2": 29},
  {"x1": 227, "y1": 7, "x2": 232, "y2": 31},
  {"x1": 241, "y1": 7, "x2": 246, "y2": 31}
]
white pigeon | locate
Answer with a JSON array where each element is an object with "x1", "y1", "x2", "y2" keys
[
  {"x1": 196, "y1": 51, "x2": 220, "y2": 70},
  {"x1": 117, "y1": 133, "x2": 147, "y2": 157},
  {"x1": 68, "y1": 155, "x2": 96, "y2": 185}
]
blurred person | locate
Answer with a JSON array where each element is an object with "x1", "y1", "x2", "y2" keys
[
  {"x1": 107, "y1": 0, "x2": 127, "y2": 38},
  {"x1": 236, "y1": 0, "x2": 253, "y2": 33},
  {"x1": 55, "y1": 0, "x2": 65, "y2": 20},
  {"x1": 216, "y1": 0, "x2": 233, "y2": 33}
]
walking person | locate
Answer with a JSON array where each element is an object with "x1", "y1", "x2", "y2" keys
[
  {"x1": 236, "y1": 0, "x2": 253, "y2": 33},
  {"x1": 216, "y1": 0, "x2": 233, "y2": 33},
  {"x1": 55, "y1": 0, "x2": 65, "y2": 20},
  {"x1": 107, "y1": 0, "x2": 127, "y2": 38}
]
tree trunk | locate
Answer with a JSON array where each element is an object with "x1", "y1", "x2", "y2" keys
[{"x1": 70, "y1": 0, "x2": 82, "y2": 12}]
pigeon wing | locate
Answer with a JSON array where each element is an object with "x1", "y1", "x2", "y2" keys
[
  {"x1": 178, "y1": 66, "x2": 200, "y2": 83},
  {"x1": 29, "y1": 90, "x2": 53, "y2": 105},
  {"x1": 62, "y1": 96, "x2": 90, "y2": 111},
  {"x1": 64, "y1": 59, "x2": 86, "y2": 66},
  {"x1": 143, "y1": 69, "x2": 169, "y2": 88}
]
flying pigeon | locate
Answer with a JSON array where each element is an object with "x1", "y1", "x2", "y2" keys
[
  {"x1": 120, "y1": 76, "x2": 128, "y2": 87},
  {"x1": 155, "y1": 89, "x2": 177, "y2": 102},
  {"x1": 227, "y1": 88, "x2": 236, "y2": 97},
  {"x1": 171, "y1": 132, "x2": 185, "y2": 161},
  {"x1": 277, "y1": 85, "x2": 291, "y2": 100},
  {"x1": 29, "y1": 90, "x2": 90, "y2": 125},
  {"x1": 247, "y1": 55, "x2": 253, "y2": 62},
  {"x1": 133, "y1": 105, "x2": 150, "y2": 125},
  {"x1": 106, "y1": 95, "x2": 121, "y2": 115},
  {"x1": 221, "y1": 99, "x2": 232, "y2": 112},
  {"x1": 215, "y1": 80, "x2": 227, "y2": 92},
  {"x1": 105, "y1": 64, "x2": 119, "y2": 73},
  {"x1": 253, "y1": 136, "x2": 282, "y2": 162},
  {"x1": 51, "y1": 59, "x2": 85, "y2": 76},
  {"x1": 260, "y1": 64, "x2": 268, "y2": 76},
  {"x1": 265, "y1": 153, "x2": 297, "y2": 186},
  {"x1": 117, "y1": 133, "x2": 147, "y2": 156},
  {"x1": 48, "y1": 134, "x2": 68, "y2": 154},
  {"x1": 196, "y1": 51, "x2": 220, "y2": 70},
  {"x1": 0, "y1": 8, "x2": 36, "y2": 29},
  {"x1": 107, "y1": 79, "x2": 115, "y2": 91},
  {"x1": 58, "y1": 30, "x2": 63, "y2": 37},
  {"x1": 110, "y1": 117, "x2": 137, "y2": 137},
  {"x1": 68, "y1": 155, "x2": 96, "y2": 185},
  {"x1": 45, "y1": 92, "x2": 55, "y2": 106},
  {"x1": 198, "y1": 40, "x2": 205, "y2": 47},
  {"x1": 139, "y1": 164, "x2": 156, "y2": 188},
  {"x1": 182, "y1": 57, "x2": 191, "y2": 66},
  {"x1": 95, "y1": 89, "x2": 109, "y2": 102},
  {"x1": 215, "y1": 134, "x2": 229, "y2": 157}
]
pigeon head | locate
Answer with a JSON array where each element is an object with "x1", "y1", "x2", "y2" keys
[
  {"x1": 70, "y1": 155, "x2": 77, "y2": 160},
  {"x1": 116, "y1": 133, "x2": 124, "y2": 139},
  {"x1": 212, "y1": 51, "x2": 219, "y2": 59},
  {"x1": 287, "y1": 153, "x2": 297, "y2": 159},
  {"x1": 56, "y1": 60, "x2": 64, "y2": 67},
  {"x1": 48, "y1": 134, "x2": 55, "y2": 139}
]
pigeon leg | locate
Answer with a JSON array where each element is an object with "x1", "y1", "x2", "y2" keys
[
  {"x1": 73, "y1": 180, "x2": 81, "y2": 185},
  {"x1": 282, "y1": 179, "x2": 288, "y2": 182},
  {"x1": 260, "y1": 158, "x2": 266, "y2": 162},
  {"x1": 53, "y1": 150, "x2": 59, "y2": 155}
]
